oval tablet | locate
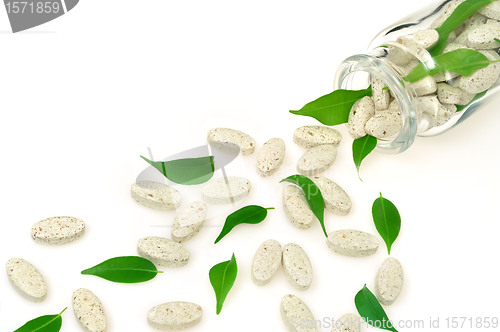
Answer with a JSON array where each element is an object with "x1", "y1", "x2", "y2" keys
[
  {"x1": 347, "y1": 96, "x2": 375, "y2": 139},
  {"x1": 280, "y1": 294, "x2": 317, "y2": 332},
  {"x1": 148, "y1": 301, "x2": 203, "y2": 330},
  {"x1": 201, "y1": 177, "x2": 251, "y2": 204},
  {"x1": 282, "y1": 243, "x2": 313, "y2": 290},
  {"x1": 311, "y1": 176, "x2": 351, "y2": 216},
  {"x1": 72, "y1": 288, "x2": 107, "y2": 332},
  {"x1": 31, "y1": 216, "x2": 85, "y2": 245},
  {"x1": 293, "y1": 125, "x2": 342, "y2": 148},
  {"x1": 332, "y1": 313, "x2": 361, "y2": 332},
  {"x1": 6, "y1": 258, "x2": 47, "y2": 302},
  {"x1": 251, "y1": 239, "x2": 282, "y2": 286},
  {"x1": 296, "y1": 145, "x2": 337, "y2": 176},
  {"x1": 326, "y1": 230, "x2": 379, "y2": 257},
  {"x1": 207, "y1": 128, "x2": 256, "y2": 156},
  {"x1": 137, "y1": 237, "x2": 189, "y2": 267},
  {"x1": 256, "y1": 138, "x2": 286, "y2": 177},
  {"x1": 171, "y1": 201, "x2": 207, "y2": 243},
  {"x1": 375, "y1": 257, "x2": 404, "y2": 306},
  {"x1": 131, "y1": 181, "x2": 181, "y2": 210},
  {"x1": 282, "y1": 185, "x2": 315, "y2": 229}
]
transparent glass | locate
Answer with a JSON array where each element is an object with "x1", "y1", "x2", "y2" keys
[{"x1": 334, "y1": 0, "x2": 500, "y2": 153}]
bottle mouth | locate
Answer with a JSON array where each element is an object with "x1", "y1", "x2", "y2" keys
[{"x1": 334, "y1": 53, "x2": 417, "y2": 153}]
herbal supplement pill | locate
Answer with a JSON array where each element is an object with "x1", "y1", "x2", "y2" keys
[
  {"x1": 458, "y1": 50, "x2": 500, "y2": 93},
  {"x1": 256, "y1": 138, "x2": 286, "y2": 177},
  {"x1": 479, "y1": 1, "x2": 500, "y2": 20},
  {"x1": 375, "y1": 257, "x2": 404, "y2": 306},
  {"x1": 251, "y1": 239, "x2": 282, "y2": 286},
  {"x1": 437, "y1": 82, "x2": 462, "y2": 105},
  {"x1": 398, "y1": 29, "x2": 439, "y2": 49},
  {"x1": 282, "y1": 243, "x2": 313, "y2": 290},
  {"x1": 6, "y1": 258, "x2": 47, "y2": 302},
  {"x1": 148, "y1": 302, "x2": 203, "y2": 330},
  {"x1": 207, "y1": 127, "x2": 256, "y2": 156},
  {"x1": 131, "y1": 181, "x2": 181, "y2": 210},
  {"x1": 282, "y1": 184, "x2": 315, "y2": 229},
  {"x1": 280, "y1": 294, "x2": 317, "y2": 332},
  {"x1": 408, "y1": 76, "x2": 437, "y2": 96},
  {"x1": 311, "y1": 176, "x2": 351, "y2": 216},
  {"x1": 201, "y1": 177, "x2": 251, "y2": 204},
  {"x1": 326, "y1": 230, "x2": 379, "y2": 257},
  {"x1": 137, "y1": 236, "x2": 189, "y2": 267},
  {"x1": 364, "y1": 110, "x2": 402, "y2": 139},
  {"x1": 296, "y1": 145, "x2": 337, "y2": 176},
  {"x1": 371, "y1": 76, "x2": 390, "y2": 111},
  {"x1": 72, "y1": 288, "x2": 107, "y2": 332},
  {"x1": 347, "y1": 96, "x2": 375, "y2": 139},
  {"x1": 31, "y1": 216, "x2": 85, "y2": 245},
  {"x1": 467, "y1": 20, "x2": 500, "y2": 49},
  {"x1": 454, "y1": 13, "x2": 488, "y2": 45},
  {"x1": 331, "y1": 313, "x2": 361, "y2": 332},
  {"x1": 171, "y1": 201, "x2": 207, "y2": 243},
  {"x1": 293, "y1": 125, "x2": 342, "y2": 148}
]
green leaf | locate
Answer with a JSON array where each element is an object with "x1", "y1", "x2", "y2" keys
[
  {"x1": 355, "y1": 285, "x2": 398, "y2": 332},
  {"x1": 404, "y1": 49, "x2": 493, "y2": 83},
  {"x1": 209, "y1": 253, "x2": 238, "y2": 315},
  {"x1": 214, "y1": 205, "x2": 274, "y2": 244},
  {"x1": 430, "y1": 0, "x2": 497, "y2": 56},
  {"x1": 289, "y1": 87, "x2": 372, "y2": 126},
  {"x1": 81, "y1": 256, "x2": 162, "y2": 283},
  {"x1": 372, "y1": 193, "x2": 401, "y2": 255},
  {"x1": 494, "y1": 38, "x2": 500, "y2": 44},
  {"x1": 141, "y1": 155, "x2": 214, "y2": 185},
  {"x1": 14, "y1": 308, "x2": 67, "y2": 332},
  {"x1": 352, "y1": 135, "x2": 377, "y2": 178},
  {"x1": 280, "y1": 174, "x2": 327, "y2": 237},
  {"x1": 456, "y1": 90, "x2": 488, "y2": 112}
]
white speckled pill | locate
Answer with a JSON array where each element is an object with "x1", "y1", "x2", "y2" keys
[
  {"x1": 256, "y1": 138, "x2": 286, "y2": 177},
  {"x1": 31, "y1": 216, "x2": 85, "y2": 245},
  {"x1": 6, "y1": 258, "x2": 47, "y2": 302},
  {"x1": 371, "y1": 76, "x2": 390, "y2": 111},
  {"x1": 283, "y1": 185, "x2": 315, "y2": 229},
  {"x1": 282, "y1": 243, "x2": 313, "y2": 290},
  {"x1": 417, "y1": 95, "x2": 454, "y2": 127},
  {"x1": 251, "y1": 239, "x2": 282, "y2": 286},
  {"x1": 201, "y1": 177, "x2": 251, "y2": 204},
  {"x1": 388, "y1": 99, "x2": 400, "y2": 113},
  {"x1": 409, "y1": 76, "x2": 437, "y2": 96},
  {"x1": 365, "y1": 110, "x2": 402, "y2": 139},
  {"x1": 131, "y1": 181, "x2": 181, "y2": 210},
  {"x1": 467, "y1": 20, "x2": 500, "y2": 49},
  {"x1": 326, "y1": 230, "x2": 379, "y2": 257},
  {"x1": 281, "y1": 294, "x2": 317, "y2": 332},
  {"x1": 449, "y1": 79, "x2": 477, "y2": 105},
  {"x1": 399, "y1": 29, "x2": 439, "y2": 49},
  {"x1": 296, "y1": 145, "x2": 337, "y2": 176},
  {"x1": 430, "y1": 0, "x2": 464, "y2": 29},
  {"x1": 207, "y1": 128, "x2": 256, "y2": 156},
  {"x1": 293, "y1": 125, "x2": 342, "y2": 148},
  {"x1": 171, "y1": 201, "x2": 207, "y2": 243},
  {"x1": 375, "y1": 257, "x2": 404, "y2": 306},
  {"x1": 479, "y1": 1, "x2": 500, "y2": 20},
  {"x1": 458, "y1": 50, "x2": 500, "y2": 93},
  {"x1": 72, "y1": 288, "x2": 107, "y2": 332},
  {"x1": 331, "y1": 313, "x2": 361, "y2": 332},
  {"x1": 437, "y1": 82, "x2": 462, "y2": 104},
  {"x1": 137, "y1": 237, "x2": 189, "y2": 267},
  {"x1": 311, "y1": 176, "x2": 351, "y2": 216},
  {"x1": 347, "y1": 96, "x2": 375, "y2": 139},
  {"x1": 455, "y1": 14, "x2": 488, "y2": 45},
  {"x1": 148, "y1": 302, "x2": 203, "y2": 330}
]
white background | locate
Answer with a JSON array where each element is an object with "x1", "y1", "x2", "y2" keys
[{"x1": 1, "y1": 0, "x2": 500, "y2": 331}]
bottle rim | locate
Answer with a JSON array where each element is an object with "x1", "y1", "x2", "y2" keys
[{"x1": 334, "y1": 52, "x2": 417, "y2": 153}]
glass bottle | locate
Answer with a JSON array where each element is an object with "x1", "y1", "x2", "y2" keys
[{"x1": 334, "y1": 0, "x2": 500, "y2": 152}]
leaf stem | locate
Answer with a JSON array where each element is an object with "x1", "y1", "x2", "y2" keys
[
  {"x1": 265, "y1": 207, "x2": 275, "y2": 210},
  {"x1": 59, "y1": 307, "x2": 68, "y2": 316}
]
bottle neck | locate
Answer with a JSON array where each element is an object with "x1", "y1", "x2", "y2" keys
[{"x1": 334, "y1": 47, "x2": 418, "y2": 153}]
